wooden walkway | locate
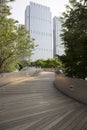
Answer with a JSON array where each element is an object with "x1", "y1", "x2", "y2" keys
[{"x1": 0, "y1": 72, "x2": 87, "y2": 130}]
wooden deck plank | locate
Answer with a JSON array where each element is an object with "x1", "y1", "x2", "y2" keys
[{"x1": 0, "y1": 72, "x2": 87, "y2": 130}]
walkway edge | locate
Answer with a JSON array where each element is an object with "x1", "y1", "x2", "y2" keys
[
  {"x1": 54, "y1": 74, "x2": 87, "y2": 105},
  {"x1": 0, "y1": 70, "x2": 42, "y2": 87}
]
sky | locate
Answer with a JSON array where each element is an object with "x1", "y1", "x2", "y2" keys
[{"x1": 9, "y1": 0, "x2": 69, "y2": 24}]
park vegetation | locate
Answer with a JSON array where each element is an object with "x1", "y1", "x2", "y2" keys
[
  {"x1": 59, "y1": 0, "x2": 87, "y2": 79},
  {"x1": 30, "y1": 58, "x2": 63, "y2": 69},
  {"x1": 0, "y1": 0, "x2": 35, "y2": 73}
]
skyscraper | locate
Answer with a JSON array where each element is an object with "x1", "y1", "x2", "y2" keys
[
  {"x1": 25, "y1": 2, "x2": 53, "y2": 61},
  {"x1": 53, "y1": 16, "x2": 65, "y2": 57}
]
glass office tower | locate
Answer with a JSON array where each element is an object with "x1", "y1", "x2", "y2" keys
[{"x1": 25, "y1": 2, "x2": 53, "y2": 61}]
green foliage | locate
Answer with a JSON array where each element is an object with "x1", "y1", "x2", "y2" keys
[
  {"x1": 30, "y1": 58, "x2": 63, "y2": 69},
  {"x1": 2, "y1": 60, "x2": 19, "y2": 72},
  {"x1": 34, "y1": 59, "x2": 46, "y2": 68},
  {"x1": 60, "y1": 0, "x2": 87, "y2": 79},
  {"x1": 0, "y1": 0, "x2": 35, "y2": 73},
  {"x1": 18, "y1": 60, "x2": 30, "y2": 70},
  {"x1": 16, "y1": 25, "x2": 35, "y2": 58}
]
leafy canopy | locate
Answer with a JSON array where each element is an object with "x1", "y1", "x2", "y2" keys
[
  {"x1": 60, "y1": 0, "x2": 87, "y2": 79},
  {"x1": 0, "y1": 0, "x2": 35, "y2": 73},
  {"x1": 30, "y1": 58, "x2": 63, "y2": 69}
]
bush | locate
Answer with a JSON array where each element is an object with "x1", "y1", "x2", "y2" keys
[{"x1": 18, "y1": 60, "x2": 30, "y2": 70}]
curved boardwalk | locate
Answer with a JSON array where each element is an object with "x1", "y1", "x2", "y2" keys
[{"x1": 0, "y1": 72, "x2": 87, "y2": 130}]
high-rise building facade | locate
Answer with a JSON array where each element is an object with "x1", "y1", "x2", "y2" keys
[
  {"x1": 25, "y1": 2, "x2": 53, "y2": 61},
  {"x1": 53, "y1": 16, "x2": 65, "y2": 57}
]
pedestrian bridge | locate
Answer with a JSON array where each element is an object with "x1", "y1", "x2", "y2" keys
[{"x1": 0, "y1": 71, "x2": 87, "y2": 130}]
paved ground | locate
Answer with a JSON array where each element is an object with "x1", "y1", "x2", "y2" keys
[{"x1": 0, "y1": 71, "x2": 87, "y2": 130}]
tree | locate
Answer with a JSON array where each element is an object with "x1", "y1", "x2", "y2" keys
[
  {"x1": 16, "y1": 25, "x2": 35, "y2": 60},
  {"x1": 0, "y1": 0, "x2": 35, "y2": 73},
  {"x1": 34, "y1": 59, "x2": 46, "y2": 68},
  {"x1": 60, "y1": 0, "x2": 87, "y2": 79},
  {"x1": 30, "y1": 58, "x2": 63, "y2": 69}
]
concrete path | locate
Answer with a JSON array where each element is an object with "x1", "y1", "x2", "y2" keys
[{"x1": 0, "y1": 72, "x2": 87, "y2": 130}]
